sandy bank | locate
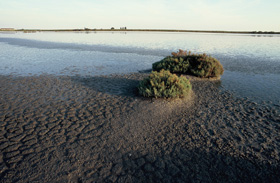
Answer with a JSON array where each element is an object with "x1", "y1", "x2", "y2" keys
[{"x1": 0, "y1": 73, "x2": 279, "y2": 182}]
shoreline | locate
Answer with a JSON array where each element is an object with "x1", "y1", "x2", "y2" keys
[
  {"x1": 1, "y1": 28, "x2": 280, "y2": 35},
  {"x1": 0, "y1": 72, "x2": 279, "y2": 182}
]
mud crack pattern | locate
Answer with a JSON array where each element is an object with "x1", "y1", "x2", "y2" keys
[{"x1": 0, "y1": 73, "x2": 279, "y2": 183}]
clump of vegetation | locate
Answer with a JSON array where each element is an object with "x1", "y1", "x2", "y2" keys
[
  {"x1": 138, "y1": 70, "x2": 192, "y2": 98},
  {"x1": 153, "y1": 49, "x2": 224, "y2": 78}
]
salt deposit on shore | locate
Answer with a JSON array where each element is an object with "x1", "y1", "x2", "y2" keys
[{"x1": 0, "y1": 73, "x2": 279, "y2": 182}]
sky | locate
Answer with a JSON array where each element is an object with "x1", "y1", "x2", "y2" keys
[{"x1": 0, "y1": 0, "x2": 279, "y2": 31}]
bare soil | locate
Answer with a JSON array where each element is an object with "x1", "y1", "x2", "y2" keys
[{"x1": 0, "y1": 72, "x2": 279, "y2": 183}]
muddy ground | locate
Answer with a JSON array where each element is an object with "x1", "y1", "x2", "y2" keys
[{"x1": 0, "y1": 72, "x2": 279, "y2": 183}]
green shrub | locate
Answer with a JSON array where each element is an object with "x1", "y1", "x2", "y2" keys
[
  {"x1": 138, "y1": 70, "x2": 192, "y2": 98},
  {"x1": 152, "y1": 49, "x2": 224, "y2": 78},
  {"x1": 152, "y1": 56, "x2": 190, "y2": 73}
]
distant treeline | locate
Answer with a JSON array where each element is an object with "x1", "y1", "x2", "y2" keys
[{"x1": 1, "y1": 28, "x2": 280, "y2": 34}]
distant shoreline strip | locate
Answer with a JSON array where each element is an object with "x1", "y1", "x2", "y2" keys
[{"x1": 1, "y1": 29, "x2": 280, "y2": 34}]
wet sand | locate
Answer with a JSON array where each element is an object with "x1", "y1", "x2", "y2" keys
[{"x1": 0, "y1": 72, "x2": 279, "y2": 183}]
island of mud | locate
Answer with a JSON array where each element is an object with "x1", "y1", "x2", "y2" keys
[{"x1": 0, "y1": 72, "x2": 279, "y2": 182}]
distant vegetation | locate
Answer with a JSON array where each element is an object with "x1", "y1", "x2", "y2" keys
[
  {"x1": 0, "y1": 28, "x2": 15, "y2": 31},
  {"x1": 1, "y1": 28, "x2": 279, "y2": 34},
  {"x1": 138, "y1": 70, "x2": 192, "y2": 98},
  {"x1": 251, "y1": 31, "x2": 277, "y2": 34},
  {"x1": 153, "y1": 49, "x2": 224, "y2": 78}
]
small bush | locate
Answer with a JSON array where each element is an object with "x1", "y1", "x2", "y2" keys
[
  {"x1": 152, "y1": 56, "x2": 190, "y2": 73},
  {"x1": 138, "y1": 70, "x2": 192, "y2": 98},
  {"x1": 153, "y1": 49, "x2": 224, "y2": 78}
]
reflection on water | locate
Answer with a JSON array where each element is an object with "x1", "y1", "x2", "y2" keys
[
  {"x1": 0, "y1": 31, "x2": 279, "y2": 104},
  {"x1": 1, "y1": 31, "x2": 280, "y2": 59},
  {"x1": 221, "y1": 71, "x2": 280, "y2": 104},
  {"x1": 0, "y1": 42, "x2": 161, "y2": 76}
]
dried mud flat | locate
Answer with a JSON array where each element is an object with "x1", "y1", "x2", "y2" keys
[{"x1": 0, "y1": 72, "x2": 279, "y2": 183}]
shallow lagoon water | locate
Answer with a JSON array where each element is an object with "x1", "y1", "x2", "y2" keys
[{"x1": 0, "y1": 31, "x2": 279, "y2": 104}]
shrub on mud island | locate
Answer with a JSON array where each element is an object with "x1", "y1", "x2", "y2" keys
[
  {"x1": 138, "y1": 70, "x2": 192, "y2": 98},
  {"x1": 152, "y1": 49, "x2": 224, "y2": 78}
]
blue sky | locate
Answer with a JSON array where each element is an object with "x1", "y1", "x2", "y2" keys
[{"x1": 0, "y1": 0, "x2": 279, "y2": 31}]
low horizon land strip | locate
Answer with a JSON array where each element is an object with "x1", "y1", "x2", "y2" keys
[{"x1": 1, "y1": 28, "x2": 280, "y2": 34}]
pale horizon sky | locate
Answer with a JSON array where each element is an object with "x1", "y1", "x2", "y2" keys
[{"x1": 0, "y1": 0, "x2": 279, "y2": 31}]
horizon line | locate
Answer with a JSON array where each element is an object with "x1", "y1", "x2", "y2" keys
[{"x1": 1, "y1": 28, "x2": 280, "y2": 34}]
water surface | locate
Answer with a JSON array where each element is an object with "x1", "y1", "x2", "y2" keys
[{"x1": 0, "y1": 31, "x2": 279, "y2": 104}]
